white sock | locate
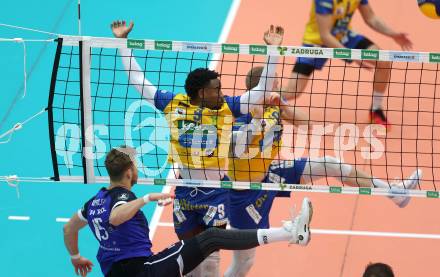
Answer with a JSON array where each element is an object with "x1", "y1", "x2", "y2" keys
[
  {"x1": 372, "y1": 91, "x2": 384, "y2": 110},
  {"x1": 257, "y1": 228, "x2": 291, "y2": 245},
  {"x1": 372, "y1": 178, "x2": 389, "y2": 189},
  {"x1": 224, "y1": 249, "x2": 256, "y2": 277}
]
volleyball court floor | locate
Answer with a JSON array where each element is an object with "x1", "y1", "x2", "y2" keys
[{"x1": 1, "y1": 0, "x2": 440, "y2": 276}]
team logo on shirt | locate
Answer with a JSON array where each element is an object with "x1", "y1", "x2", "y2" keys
[{"x1": 118, "y1": 193, "x2": 129, "y2": 201}]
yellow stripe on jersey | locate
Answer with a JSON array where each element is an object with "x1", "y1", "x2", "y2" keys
[{"x1": 228, "y1": 106, "x2": 282, "y2": 182}]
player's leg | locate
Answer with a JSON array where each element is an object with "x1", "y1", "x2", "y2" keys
[
  {"x1": 224, "y1": 190, "x2": 278, "y2": 277},
  {"x1": 181, "y1": 197, "x2": 312, "y2": 276},
  {"x1": 345, "y1": 32, "x2": 392, "y2": 128},
  {"x1": 173, "y1": 186, "x2": 230, "y2": 277},
  {"x1": 142, "y1": 197, "x2": 312, "y2": 277},
  {"x1": 302, "y1": 156, "x2": 422, "y2": 207}
]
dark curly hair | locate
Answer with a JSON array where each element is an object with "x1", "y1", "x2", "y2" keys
[
  {"x1": 184, "y1": 68, "x2": 219, "y2": 99},
  {"x1": 363, "y1": 263, "x2": 394, "y2": 277}
]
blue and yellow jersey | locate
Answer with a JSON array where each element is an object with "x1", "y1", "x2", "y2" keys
[
  {"x1": 303, "y1": 0, "x2": 368, "y2": 45},
  {"x1": 154, "y1": 90, "x2": 242, "y2": 170},
  {"x1": 228, "y1": 106, "x2": 282, "y2": 182}
]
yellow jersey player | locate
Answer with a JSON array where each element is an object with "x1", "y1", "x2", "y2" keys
[
  {"x1": 283, "y1": 0, "x2": 413, "y2": 129},
  {"x1": 111, "y1": 21, "x2": 284, "y2": 277}
]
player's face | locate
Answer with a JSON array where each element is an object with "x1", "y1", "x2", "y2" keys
[{"x1": 200, "y1": 78, "x2": 224, "y2": 110}]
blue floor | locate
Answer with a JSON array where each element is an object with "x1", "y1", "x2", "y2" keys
[{"x1": 0, "y1": 1, "x2": 232, "y2": 276}]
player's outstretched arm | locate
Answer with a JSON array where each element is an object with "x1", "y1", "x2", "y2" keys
[
  {"x1": 109, "y1": 193, "x2": 174, "y2": 226},
  {"x1": 358, "y1": 4, "x2": 412, "y2": 50},
  {"x1": 111, "y1": 20, "x2": 159, "y2": 104},
  {"x1": 268, "y1": 92, "x2": 309, "y2": 126},
  {"x1": 239, "y1": 25, "x2": 283, "y2": 114}
]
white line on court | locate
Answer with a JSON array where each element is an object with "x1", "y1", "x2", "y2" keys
[
  {"x1": 56, "y1": 217, "x2": 70, "y2": 223},
  {"x1": 156, "y1": 221, "x2": 440, "y2": 240},
  {"x1": 8, "y1": 215, "x2": 30, "y2": 221},
  {"x1": 148, "y1": 0, "x2": 242, "y2": 240}
]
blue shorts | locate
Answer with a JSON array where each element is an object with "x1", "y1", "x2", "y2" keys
[
  {"x1": 295, "y1": 31, "x2": 373, "y2": 72},
  {"x1": 173, "y1": 178, "x2": 230, "y2": 235},
  {"x1": 229, "y1": 158, "x2": 308, "y2": 229}
]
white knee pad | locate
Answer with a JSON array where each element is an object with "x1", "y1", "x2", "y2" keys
[{"x1": 224, "y1": 249, "x2": 256, "y2": 277}]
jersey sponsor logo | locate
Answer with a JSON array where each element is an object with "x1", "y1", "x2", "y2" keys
[
  {"x1": 246, "y1": 204, "x2": 263, "y2": 224},
  {"x1": 255, "y1": 193, "x2": 268, "y2": 208},
  {"x1": 173, "y1": 199, "x2": 187, "y2": 223},
  {"x1": 177, "y1": 199, "x2": 208, "y2": 211},
  {"x1": 174, "y1": 209, "x2": 187, "y2": 223},
  {"x1": 203, "y1": 206, "x2": 218, "y2": 225},
  {"x1": 177, "y1": 121, "x2": 218, "y2": 149},
  {"x1": 213, "y1": 218, "x2": 229, "y2": 226},
  {"x1": 268, "y1": 171, "x2": 285, "y2": 184}
]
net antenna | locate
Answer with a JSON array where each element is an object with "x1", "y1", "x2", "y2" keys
[{"x1": 77, "y1": 0, "x2": 82, "y2": 36}]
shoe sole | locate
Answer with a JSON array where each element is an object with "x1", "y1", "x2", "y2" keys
[{"x1": 299, "y1": 198, "x2": 313, "y2": 244}]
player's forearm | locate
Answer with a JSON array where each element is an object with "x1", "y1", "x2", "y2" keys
[
  {"x1": 119, "y1": 48, "x2": 157, "y2": 103},
  {"x1": 239, "y1": 56, "x2": 279, "y2": 114},
  {"x1": 109, "y1": 198, "x2": 146, "y2": 226},
  {"x1": 321, "y1": 33, "x2": 346, "y2": 49},
  {"x1": 63, "y1": 225, "x2": 80, "y2": 256},
  {"x1": 366, "y1": 16, "x2": 396, "y2": 37}
]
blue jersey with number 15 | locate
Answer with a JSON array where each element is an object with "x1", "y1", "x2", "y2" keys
[{"x1": 79, "y1": 187, "x2": 152, "y2": 275}]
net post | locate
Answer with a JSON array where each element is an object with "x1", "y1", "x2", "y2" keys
[
  {"x1": 77, "y1": 0, "x2": 81, "y2": 36},
  {"x1": 79, "y1": 40, "x2": 95, "y2": 184}
]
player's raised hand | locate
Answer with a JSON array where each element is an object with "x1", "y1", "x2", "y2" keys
[
  {"x1": 264, "y1": 25, "x2": 284, "y2": 46},
  {"x1": 111, "y1": 20, "x2": 134, "y2": 38},
  {"x1": 391, "y1": 32, "x2": 413, "y2": 51}
]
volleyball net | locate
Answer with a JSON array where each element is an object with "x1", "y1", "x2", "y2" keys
[{"x1": 45, "y1": 35, "x2": 440, "y2": 198}]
